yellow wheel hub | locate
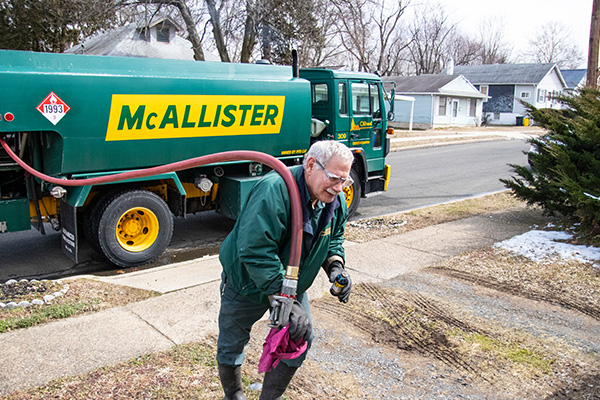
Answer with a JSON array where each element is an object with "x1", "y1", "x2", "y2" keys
[
  {"x1": 343, "y1": 185, "x2": 354, "y2": 209},
  {"x1": 115, "y1": 207, "x2": 159, "y2": 252}
]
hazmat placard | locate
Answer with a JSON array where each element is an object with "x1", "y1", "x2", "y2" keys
[{"x1": 36, "y1": 92, "x2": 70, "y2": 125}]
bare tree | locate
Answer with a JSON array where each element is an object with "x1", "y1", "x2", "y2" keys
[
  {"x1": 330, "y1": 0, "x2": 373, "y2": 71},
  {"x1": 296, "y1": 0, "x2": 344, "y2": 67},
  {"x1": 526, "y1": 21, "x2": 584, "y2": 69},
  {"x1": 206, "y1": 0, "x2": 230, "y2": 61},
  {"x1": 407, "y1": 2, "x2": 455, "y2": 74},
  {"x1": 476, "y1": 17, "x2": 512, "y2": 64},
  {"x1": 447, "y1": 31, "x2": 481, "y2": 66},
  {"x1": 372, "y1": 0, "x2": 411, "y2": 75},
  {"x1": 328, "y1": 0, "x2": 411, "y2": 73},
  {"x1": 240, "y1": 0, "x2": 257, "y2": 62},
  {"x1": 205, "y1": 0, "x2": 329, "y2": 65}
]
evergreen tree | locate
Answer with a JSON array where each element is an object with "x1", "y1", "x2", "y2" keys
[
  {"x1": 502, "y1": 88, "x2": 600, "y2": 243},
  {"x1": 0, "y1": 0, "x2": 117, "y2": 53}
]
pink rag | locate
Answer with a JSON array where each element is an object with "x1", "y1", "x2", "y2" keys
[{"x1": 258, "y1": 324, "x2": 308, "y2": 373}]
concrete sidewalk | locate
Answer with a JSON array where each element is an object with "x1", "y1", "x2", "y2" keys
[
  {"x1": 390, "y1": 126, "x2": 544, "y2": 146},
  {"x1": 0, "y1": 206, "x2": 548, "y2": 396}
]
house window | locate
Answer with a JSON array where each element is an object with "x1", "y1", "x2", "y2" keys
[
  {"x1": 520, "y1": 91, "x2": 531, "y2": 99},
  {"x1": 469, "y1": 99, "x2": 477, "y2": 117},
  {"x1": 438, "y1": 96, "x2": 447, "y2": 116},
  {"x1": 494, "y1": 112, "x2": 500, "y2": 120},
  {"x1": 537, "y1": 89, "x2": 546, "y2": 103},
  {"x1": 157, "y1": 27, "x2": 171, "y2": 43},
  {"x1": 338, "y1": 83, "x2": 347, "y2": 114}
]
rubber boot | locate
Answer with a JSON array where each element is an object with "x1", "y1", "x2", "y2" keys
[
  {"x1": 218, "y1": 363, "x2": 247, "y2": 400},
  {"x1": 259, "y1": 362, "x2": 298, "y2": 400}
]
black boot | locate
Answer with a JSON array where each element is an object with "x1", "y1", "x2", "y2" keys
[
  {"x1": 259, "y1": 362, "x2": 298, "y2": 400},
  {"x1": 218, "y1": 363, "x2": 247, "y2": 400}
]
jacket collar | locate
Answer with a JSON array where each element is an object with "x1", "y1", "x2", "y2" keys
[{"x1": 296, "y1": 167, "x2": 340, "y2": 236}]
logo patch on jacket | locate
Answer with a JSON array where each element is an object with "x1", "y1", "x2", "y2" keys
[{"x1": 321, "y1": 227, "x2": 331, "y2": 236}]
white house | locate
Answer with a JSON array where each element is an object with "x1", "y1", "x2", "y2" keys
[
  {"x1": 454, "y1": 63, "x2": 567, "y2": 125},
  {"x1": 385, "y1": 74, "x2": 488, "y2": 130},
  {"x1": 66, "y1": 17, "x2": 219, "y2": 61}
]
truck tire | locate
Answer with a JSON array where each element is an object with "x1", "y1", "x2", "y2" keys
[
  {"x1": 94, "y1": 190, "x2": 174, "y2": 268},
  {"x1": 343, "y1": 168, "x2": 361, "y2": 217},
  {"x1": 84, "y1": 190, "x2": 117, "y2": 255}
]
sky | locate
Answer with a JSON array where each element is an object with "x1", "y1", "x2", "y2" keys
[{"x1": 441, "y1": 0, "x2": 593, "y2": 68}]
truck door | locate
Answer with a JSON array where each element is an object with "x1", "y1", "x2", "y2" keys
[{"x1": 349, "y1": 81, "x2": 385, "y2": 164}]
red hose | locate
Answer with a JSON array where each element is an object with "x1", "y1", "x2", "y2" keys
[{"x1": 0, "y1": 137, "x2": 303, "y2": 269}]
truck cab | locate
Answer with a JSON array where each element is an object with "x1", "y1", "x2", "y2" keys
[{"x1": 300, "y1": 69, "x2": 391, "y2": 215}]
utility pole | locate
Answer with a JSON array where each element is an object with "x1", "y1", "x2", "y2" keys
[{"x1": 587, "y1": 0, "x2": 600, "y2": 87}]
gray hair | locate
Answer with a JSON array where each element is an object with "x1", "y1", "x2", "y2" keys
[{"x1": 303, "y1": 140, "x2": 354, "y2": 168}]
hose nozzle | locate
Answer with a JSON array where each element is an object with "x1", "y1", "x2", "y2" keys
[{"x1": 268, "y1": 265, "x2": 299, "y2": 328}]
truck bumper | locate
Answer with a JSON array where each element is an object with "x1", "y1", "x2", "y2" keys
[{"x1": 384, "y1": 164, "x2": 391, "y2": 191}]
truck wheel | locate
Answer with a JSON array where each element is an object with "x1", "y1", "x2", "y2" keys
[
  {"x1": 343, "y1": 168, "x2": 361, "y2": 217},
  {"x1": 95, "y1": 190, "x2": 173, "y2": 268},
  {"x1": 84, "y1": 191, "x2": 116, "y2": 255}
]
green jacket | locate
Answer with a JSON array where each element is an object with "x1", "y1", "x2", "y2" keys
[{"x1": 219, "y1": 165, "x2": 348, "y2": 305}]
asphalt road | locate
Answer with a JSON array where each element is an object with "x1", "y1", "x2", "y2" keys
[
  {"x1": 352, "y1": 139, "x2": 530, "y2": 220},
  {"x1": 0, "y1": 139, "x2": 530, "y2": 280}
]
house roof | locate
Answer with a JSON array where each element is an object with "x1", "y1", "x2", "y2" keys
[
  {"x1": 385, "y1": 74, "x2": 488, "y2": 98},
  {"x1": 387, "y1": 74, "x2": 457, "y2": 92},
  {"x1": 561, "y1": 69, "x2": 586, "y2": 89},
  {"x1": 139, "y1": 16, "x2": 183, "y2": 32},
  {"x1": 65, "y1": 16, "x2": 221, "y2": 61},
  {"x1": 454, "y1": 63, "x2": 563, "y2": 86}
]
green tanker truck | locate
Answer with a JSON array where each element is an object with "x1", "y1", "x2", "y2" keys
[{"x1": 0, "y1": 49, "x2": 393, "y2": 268}]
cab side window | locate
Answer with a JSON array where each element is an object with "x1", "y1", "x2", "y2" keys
[
  {"x1": 370, "y1": 83, "x2": 381, "y2": 119},
  {"x1": 351, "y1": 82, "x2": 382, "y2": 117},
  {"x1": 352, "y1": 83, "x2": 370, "y2": 115},
  {"x1": 338, "y1": 82, "x2": 347, "y2": 115},
  {"x1": 312, "y1": 83, "x2": 328, "y2": 105}
]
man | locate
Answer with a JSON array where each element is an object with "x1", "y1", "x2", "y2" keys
[{"x1": 217, "y1": 140, "x2": 354, "y2": 400}]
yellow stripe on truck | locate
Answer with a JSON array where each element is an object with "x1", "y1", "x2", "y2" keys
[{"x1": 105, "y1": 95, "x2": 285, "y2": 141}]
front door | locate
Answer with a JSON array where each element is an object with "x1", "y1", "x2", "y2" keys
[
  {"x1": 451, "y1": 100, "x2": 459, "y2": 123},
  {"x1": 348, "y1": 81, "x2": 385, "y2": 163}
]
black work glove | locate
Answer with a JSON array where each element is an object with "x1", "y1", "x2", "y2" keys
[
  {"x1": 327, "y1": 261, "x2": 352, "y2": 303},
  {"x1": 288, "y1": 300, "x2": 312, "y2": 342}
]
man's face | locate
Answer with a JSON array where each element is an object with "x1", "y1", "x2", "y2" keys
[{"x1": 305, "y1": 155, "x2": 352, "y2": 204}]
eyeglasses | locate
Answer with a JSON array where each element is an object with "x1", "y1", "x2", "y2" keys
[{"x1": 314, "y1": 159, "x2": 354, "y2": 188}]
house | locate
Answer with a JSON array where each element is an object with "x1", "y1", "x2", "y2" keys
[
  {"x1": 561, "y1": 69, "x2": 586, "y2": 95},
  {"x1": 65, "y1": 17, "x2": 218, "y2": 61},
  {"x1": 454, "y1": 63, "x2": 567, "y2": 125},
  {"x1": 385, "y1": 74, "x2": 488, "y2": 130}
]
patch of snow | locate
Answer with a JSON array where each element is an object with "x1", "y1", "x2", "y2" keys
[{"x1": 495, "y1": 230, "x2": 600, "y2": 265}]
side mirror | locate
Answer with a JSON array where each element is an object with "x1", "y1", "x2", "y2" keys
[{"x1": 310, "y1": 118, "x2": 328, "y2": 138}]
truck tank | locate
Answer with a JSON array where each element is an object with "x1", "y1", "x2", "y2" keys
[{"x1": 0, "y1": 50, "x2": 312, "y2": 176}]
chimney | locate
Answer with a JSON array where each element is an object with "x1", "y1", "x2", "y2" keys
[{"x1": 443, "y1": 58, "x2": 454, "y2": 75}]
